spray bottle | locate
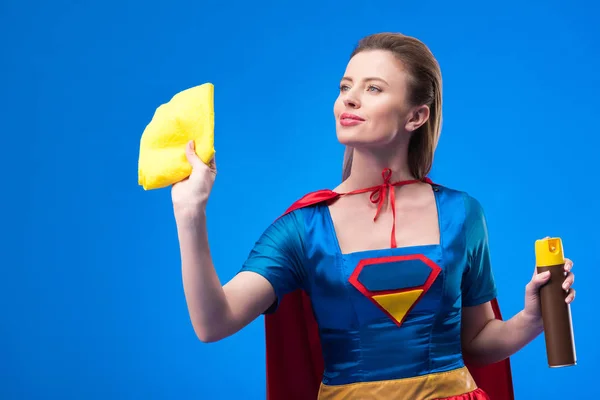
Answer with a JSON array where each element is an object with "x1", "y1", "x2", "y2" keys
[{"x1": 535, "y1": 237, "x2": 576, "y2": 367}]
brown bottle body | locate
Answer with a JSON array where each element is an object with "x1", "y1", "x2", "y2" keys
[{"x1": 537, "y1": 263, "x2": 576, "y2": 367}]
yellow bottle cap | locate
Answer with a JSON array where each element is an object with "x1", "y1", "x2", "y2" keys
[{"x1": 535, "y1": 237, "x2": 565, "y2": 267}]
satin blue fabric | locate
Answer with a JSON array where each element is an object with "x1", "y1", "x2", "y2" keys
[{"x1": 240, "y1": 185, "x2": 497, "y2": 386}]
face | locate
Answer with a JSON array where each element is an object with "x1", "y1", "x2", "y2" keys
[{"x1": 333, "y1": 49, "x2": 429, "y2": 148}]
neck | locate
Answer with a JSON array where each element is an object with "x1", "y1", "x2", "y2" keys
[{"x1": 344, "y1": 145, "x2": 414, "y2": 189}]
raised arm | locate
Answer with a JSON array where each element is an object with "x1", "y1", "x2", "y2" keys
[
  {"x1": 172, "y1": 141, "x2": 306, "y2": 343},
  {"x1": 171, "y1": 141, "x2": 274, "y2": 342},
  {"x1": 175, "y1": 210, "x2": 276, "y2": 342}
]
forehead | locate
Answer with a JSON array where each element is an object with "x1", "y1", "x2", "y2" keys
[{"x1": 343, "y1": 50, "x2": 408, "y2": 84}]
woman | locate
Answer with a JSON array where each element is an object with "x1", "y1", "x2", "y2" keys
[{"x1": 171, "y1": 33, "x2": 576, "y2": 399}]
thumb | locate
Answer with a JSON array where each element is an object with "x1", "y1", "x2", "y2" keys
[
  {"x1": 185, "y1": 140, "x2": 203, "y2": 169},
  {"x1": 528, "y1": 270, "x2": 551, "y2": 292}
]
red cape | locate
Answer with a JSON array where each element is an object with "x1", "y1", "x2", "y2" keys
[{"x1": 264, "y1": 189, "x2": 515, "y2": 400}]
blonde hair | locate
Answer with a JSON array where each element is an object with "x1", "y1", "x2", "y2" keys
[{"x1": 341, "y1": 33, "x2": 443, "y2": 181}]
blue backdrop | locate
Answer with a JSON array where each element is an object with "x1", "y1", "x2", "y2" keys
[{"x1": 2, "y1": 0, "x2": 598, "y2": 398}]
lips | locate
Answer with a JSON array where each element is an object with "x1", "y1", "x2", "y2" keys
[
  {"x1": 340, "y1": 112, "x2": 365, "y2": 121},
  {"x1": 340, "y1": 112, "x2": 365, "y2": 126}
]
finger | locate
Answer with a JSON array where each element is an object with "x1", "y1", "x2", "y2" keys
[
  {"x1": 566, "y1": 288, "x2": 576, "y2": 304},
  {"x1": 564, "y1": 258, "x2": 574, "y2": 272},
  {"x1": 528, "y1": 270, "x2": 551, "y2": 291},
  {"x1": 184, "y1": 140, "x2": 202, "y2": 168},
  {"x1": 562, "y1": 272, "x2": 575, "y2": 290}
]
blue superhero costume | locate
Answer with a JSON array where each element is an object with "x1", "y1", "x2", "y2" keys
[{"x1": 239, "y1": 172, "x2": 514, "y2": 400}]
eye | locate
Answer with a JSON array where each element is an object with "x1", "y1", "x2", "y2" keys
[
  {"x1": 367, "y1": 85, "x2": 382, "y2": 93},
  {"x1": 339, "y1": 84, "x2": 350, "y2": 92}
]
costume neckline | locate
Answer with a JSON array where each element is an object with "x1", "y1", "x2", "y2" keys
[{"x1": 333, "y1": 168, "x2": 433, "y2": 249}]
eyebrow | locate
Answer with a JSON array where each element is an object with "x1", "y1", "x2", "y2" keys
[{"x1": 341, "y1": 76, "x2": 389, "y2": 85}]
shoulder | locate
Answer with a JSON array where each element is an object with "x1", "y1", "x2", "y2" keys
[
  {"x1": 279, "y1": 189, "x2": 339, "y2": 218},
  {"x1": 440, "y1": 186, "x2": 489, "y2": 247},
  {"x1": 461, "y1": 191, "x2": 486, "y2": 221},
  {"x1": 270, "y1": 188, "x2": 336, "y2": 233},
  {"x1": 434, "y1": 184, "x2": 485, "y2": 218}
]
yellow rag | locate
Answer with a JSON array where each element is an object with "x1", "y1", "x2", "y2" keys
[{"x1": 138, "y1": 82, "x2": 215, "y2": 190}]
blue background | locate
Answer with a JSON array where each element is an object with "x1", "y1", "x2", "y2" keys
[{"x1": 2, "y1": 0, "x2": 598, "y2": 398}]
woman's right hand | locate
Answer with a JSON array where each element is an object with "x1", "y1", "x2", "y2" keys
[{"x1": 171, "y1": 140, "x2": 217, "y2": 217}]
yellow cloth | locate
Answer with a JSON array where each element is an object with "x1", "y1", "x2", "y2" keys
[{"x1": 138, "y1": 82, "x2": 215, "y2": 190}]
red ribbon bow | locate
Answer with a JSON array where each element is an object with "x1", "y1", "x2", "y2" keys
[{"x1": 342, "y1": 168, "x2": 431, "y2": 248}]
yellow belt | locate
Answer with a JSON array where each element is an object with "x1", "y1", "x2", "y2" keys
[{"x1": 318, "y1": 366, "x2": 478, "y2": 400}]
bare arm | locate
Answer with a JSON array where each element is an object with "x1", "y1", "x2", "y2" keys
[
  {"x1": 171, "y1": 141, "x2": 278, "y2": 343},
  {"x1": 461, "y1": 258, "x2": 575, "y2": 365},
  {"x1": 459, "y1": 194, "x2": 546, "y2": 365},
  {"x1": 459, "y1": 196, "x2": 577, "y2": 365},
  {"x1": 461, "y1": 302, "x2": 543, "y2": 366},
  {"x1": 176, "y1": 210, "x2": 276, "y2": 342}
]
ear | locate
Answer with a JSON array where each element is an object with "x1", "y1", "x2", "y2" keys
[{"x1": 405, "y1": 105, "x2": 430, "y2": 132}]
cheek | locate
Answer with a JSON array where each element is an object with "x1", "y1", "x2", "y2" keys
[
  {"x1": 333, "y1": 96, "x2": 343, "y2": 115},
  {"x1": 371, "y1": 105, "x2": 402, "y2": 130}
]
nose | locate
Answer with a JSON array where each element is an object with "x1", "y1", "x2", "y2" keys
[{"x1": 343, "y1": 91, "x2": 360, "y2": 109}]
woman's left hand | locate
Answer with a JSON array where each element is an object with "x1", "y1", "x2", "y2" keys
[{"x1": 523, "y1": 257, "x2": 575, "y2": 321}]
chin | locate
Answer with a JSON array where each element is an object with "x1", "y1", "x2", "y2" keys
[
  {"x1": 336, "y1": 125, "x2": 364, "y2": 145},
  {"x1": 336, "y1": 127, "x2": 388, "y2": 148},
  {"x1": 336, "y1": 134, "x2": 361, "y2": 147}
]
